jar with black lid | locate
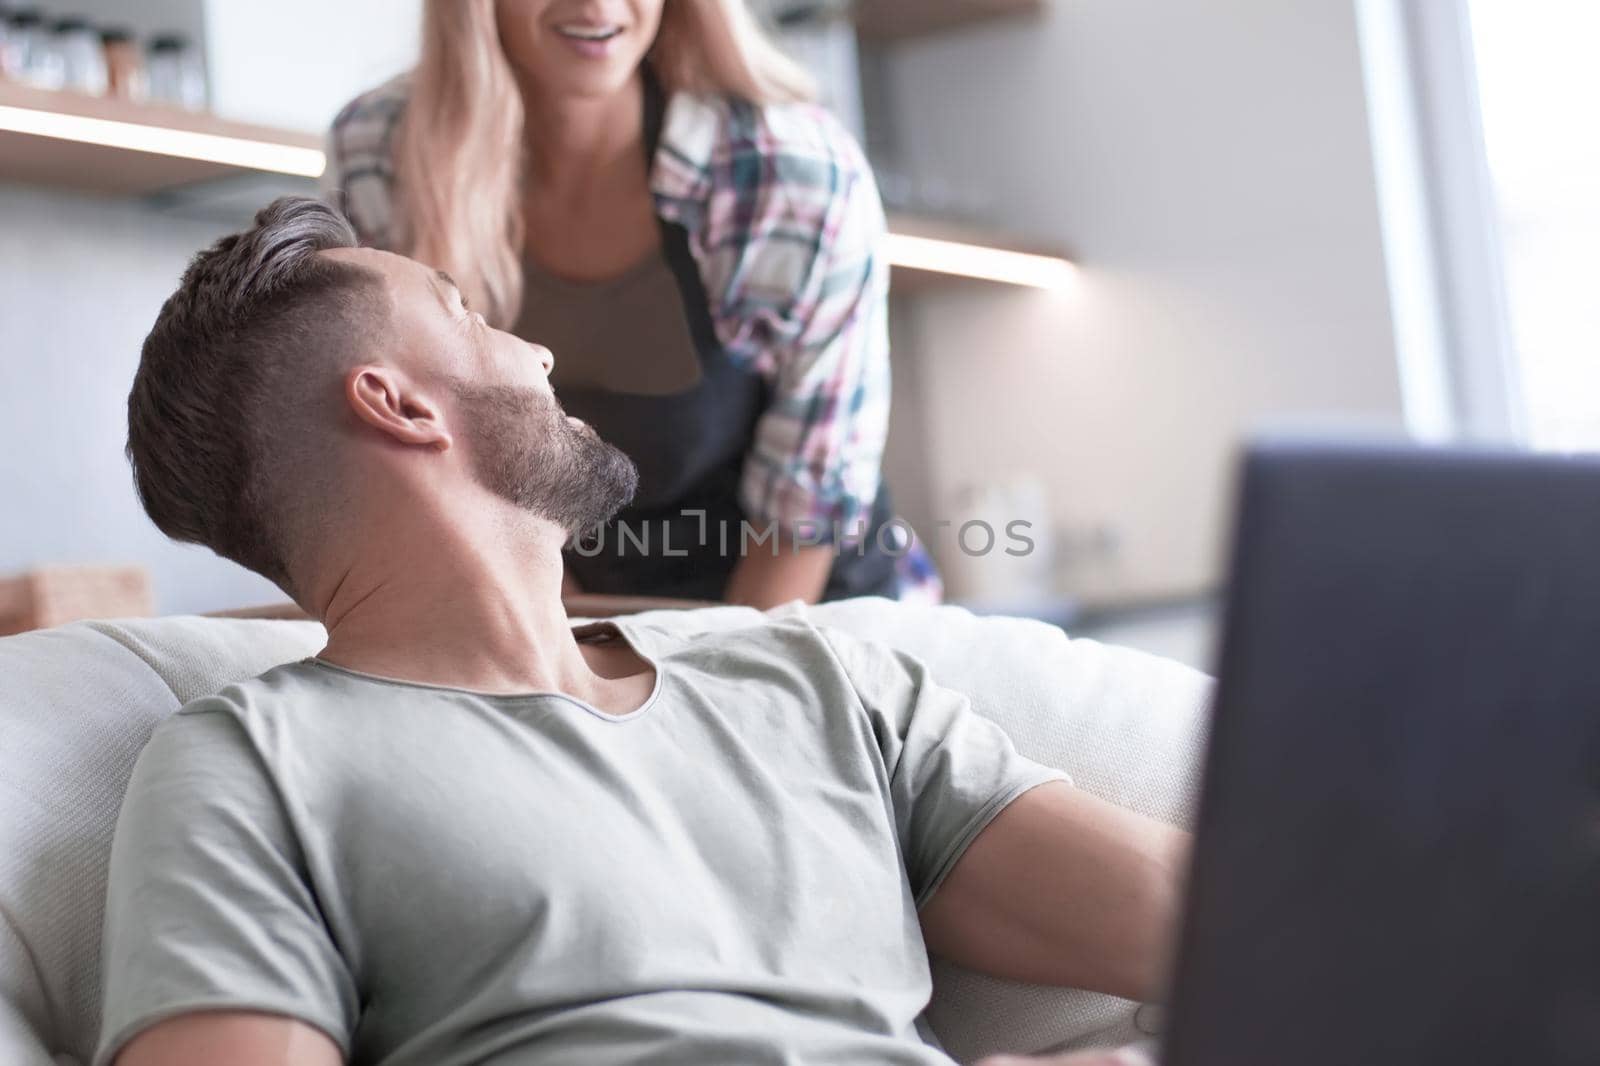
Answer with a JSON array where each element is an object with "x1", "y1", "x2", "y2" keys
[
  {"x1": 146, "y1": 32, "x2": 206, "y2": 110},
  {"x1": 5, "y1": 8, "x2": 64, "y2": 89},
  {"x1": 53, "y1": 16, "x2": 107, "y2": 94}
]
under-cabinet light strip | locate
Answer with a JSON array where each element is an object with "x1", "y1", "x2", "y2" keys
[
  {"x1": 884, "y1": 232, "x2": 1077, "y2": 290},
  {"x1": 0, "y1": 103, "x2": 326, "y2": 178}
]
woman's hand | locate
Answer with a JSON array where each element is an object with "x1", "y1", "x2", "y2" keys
[{"x1": 722, "y1": 540, "x2": 833, "y2": 609}]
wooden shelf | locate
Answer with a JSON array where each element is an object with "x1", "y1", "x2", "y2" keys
[
  {"x1": 854, "y1": 0, "x2": 1044, "y2": 42},
  {"x1": 0, "y1": 82, "x2": 1071, "y2": 291},
  {"x1": 0, "y1": 81, "x2": 322, "y2": 197}
]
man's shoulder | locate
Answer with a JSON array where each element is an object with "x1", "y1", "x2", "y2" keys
[
  {"x1": 619, "y1": 609, "x2": 822, "y2": 650},
  {"x1": 172, "y1": 658, "x2": 331, "y2": 715},
  {"x1": 130, "y1": 661, "x2": 367, "y2": 808},
  {"x1": 149, "y1": 661, "x2": 335, "y2": 749},
  {"x1": 618, "y1": 612, "x2": 901, "y2": 692}
]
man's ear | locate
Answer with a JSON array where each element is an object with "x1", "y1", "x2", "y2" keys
[{"x1": 344, "y1": 366, "x2": 453, "y2": 450}]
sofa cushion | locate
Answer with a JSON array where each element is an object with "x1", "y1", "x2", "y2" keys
[
  {"x1": 0, "y1": 618, "x2": 327, "y2": 1066},
  {"x1": 1, "y1": 625, "x2": 179, "y2": 1066},
  {"x1": 0, "y1": 600, "x2": 1211, "y2": 1064}
]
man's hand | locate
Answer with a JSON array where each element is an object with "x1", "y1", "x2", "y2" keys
[{"x1": 977, "y1": 1046, "x2": 1156, "y2": 1066}]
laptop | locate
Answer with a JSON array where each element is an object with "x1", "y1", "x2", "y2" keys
[{"x1": 1161, "y1": 442, "x2": 1600, "y2": 1066}]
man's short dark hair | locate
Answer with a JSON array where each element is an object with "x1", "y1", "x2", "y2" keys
[{"x1": 127, "y1": 196, "x2": 388, "y2": 597}]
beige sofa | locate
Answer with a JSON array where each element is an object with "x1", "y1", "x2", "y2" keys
[{"x1": 0, "y1": 597, "x2": 1211, "y2": 1065}]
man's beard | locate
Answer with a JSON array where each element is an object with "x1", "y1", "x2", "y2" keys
[{"x1": 450, "y1": 380, "x2": 638, "y2": 540}]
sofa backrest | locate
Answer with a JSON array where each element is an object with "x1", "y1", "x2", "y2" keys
[
  {"x1": 1, "y1": 617, "x2": 326, "y2": 1065},
  {"x1": 0, "y1": 600, "x2": 1212, "y2": 1065}
]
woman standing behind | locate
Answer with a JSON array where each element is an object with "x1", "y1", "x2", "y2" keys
[{"x1": 324, "y1": 0, "x2": 939, "y2": 608}]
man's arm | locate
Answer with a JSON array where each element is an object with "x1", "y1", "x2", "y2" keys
[
  {"x1": 115, "y1": 1013, "x2": 342, "y2": 1066},
  {"x1": 96, "y1": 711, "x2": 358, "y2": 1066},
  {"x1": 918, "y1": 781, "x2": 1189, "y2": 1002}
]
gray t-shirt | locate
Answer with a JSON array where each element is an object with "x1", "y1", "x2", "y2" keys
[{"x1": 96, "y1": 617, "x2": 1067, "y2": 1065}]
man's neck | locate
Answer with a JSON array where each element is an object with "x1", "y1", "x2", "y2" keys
[{"x1": 312, "y1": 509, "x2": 624, "y2": 705}]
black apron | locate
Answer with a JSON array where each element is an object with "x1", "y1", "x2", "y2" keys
[{"x1": 537, "y1": 76, "x2": 900, "y2": 602}]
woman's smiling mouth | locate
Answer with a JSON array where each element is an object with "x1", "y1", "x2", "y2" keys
[{"x1": 556, "y1": 23, "x2": 623, "y2": 42}]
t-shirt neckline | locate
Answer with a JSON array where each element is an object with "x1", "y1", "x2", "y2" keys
[{"x1": 302, "y1": 620, "x2": 666, "y2": 724}]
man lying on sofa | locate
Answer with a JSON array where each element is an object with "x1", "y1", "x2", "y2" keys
[{"x1": 99, "y1": 196, "x2": 1185, "y2": 1066}]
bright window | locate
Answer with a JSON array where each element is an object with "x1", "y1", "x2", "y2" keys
[{"x1": 1467, "y1": 1, "x2": 1600, "y2": 451}]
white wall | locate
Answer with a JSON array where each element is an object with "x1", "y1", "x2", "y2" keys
[
  {"x1": 206, "y1": 0, "x2": 421, "y2": 133},
  {"x1": 0, "y1": 185, "x2": 284, "y2": 615},
  {"x1": 880, "y1": 0, "x2": 1407, "y2": 604}
]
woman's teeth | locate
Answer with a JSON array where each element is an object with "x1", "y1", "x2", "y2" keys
[{"x1": 557, "y1": 24, "x2": 622, "y2": 41}]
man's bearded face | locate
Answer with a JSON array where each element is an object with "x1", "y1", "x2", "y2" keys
[{"x1": 450, "y1": 380, "x2": 638, "y2": 538}]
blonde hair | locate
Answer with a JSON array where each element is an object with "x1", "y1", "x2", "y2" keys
[{"x1": 394, "y1": 0, "x2": 815, "y2": 328}]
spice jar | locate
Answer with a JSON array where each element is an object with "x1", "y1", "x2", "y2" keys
[
  {"x1": 100, "y1": 27, "x2": 145, "y2": 101},
  {"x1": 7, "y1": 8, "x2": 64, "y2": 89},
  {"x1": 53, "y1": 16, "x2": 107, "y2": 94},
  {"x1": 146, "y1": 33, "x2": 206, "y2": 110},
  {"x1": 0, "y1": 6, "x2": 13, "y2": 81}
]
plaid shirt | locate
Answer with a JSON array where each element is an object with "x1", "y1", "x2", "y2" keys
[{"x1": 326, "y1": 79, "x2": 938, "y2": 600}]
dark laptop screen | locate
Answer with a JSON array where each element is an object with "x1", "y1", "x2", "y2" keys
[{"x1": 1164, "y1": 444, "x2": 1600, "y2": 1066}]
